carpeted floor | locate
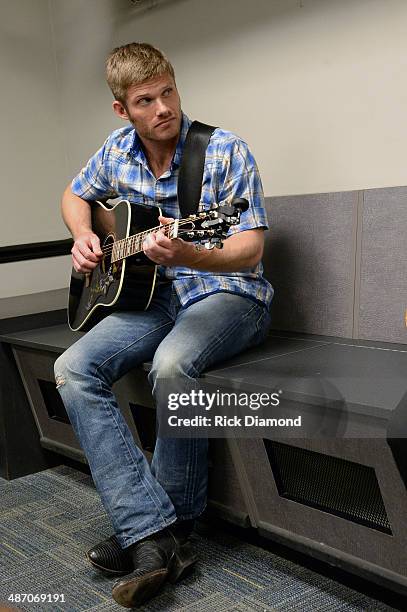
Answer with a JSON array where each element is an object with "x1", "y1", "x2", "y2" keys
[{"x1": 0, "y1": 465, "x2": 400, "y2": 611}]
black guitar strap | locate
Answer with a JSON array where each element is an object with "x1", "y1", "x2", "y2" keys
[{"x1": 177, "y1": 120, "x2": 217, "y2": 218}]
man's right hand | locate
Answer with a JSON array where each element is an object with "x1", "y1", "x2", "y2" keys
[{"x1": 71, "y1": 231, "x2": 103, "y2": 273}]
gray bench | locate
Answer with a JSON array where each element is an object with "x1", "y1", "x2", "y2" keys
[{"x1": 1, "y1": 322, "x2": 407, "y2": 596}]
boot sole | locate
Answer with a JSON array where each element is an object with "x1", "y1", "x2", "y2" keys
[{"x1": 112, "y1": 568, "x2": 168, "y2": 608}]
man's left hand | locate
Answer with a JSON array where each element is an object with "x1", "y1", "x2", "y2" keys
[{"x1": 143, "y1": 216, "x2": 195, "y2": 266}]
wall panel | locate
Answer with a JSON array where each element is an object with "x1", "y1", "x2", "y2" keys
[
  {"x1": 357, "y1": 187, "x2": 407, "y2": 343},
  {"x1": 264, "y1": 192, "x2": 358, "y2": 337}
]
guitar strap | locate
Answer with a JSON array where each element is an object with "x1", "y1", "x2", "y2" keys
[{"x1": 177, "y1": 120, "x2": 217, "y2": 218}]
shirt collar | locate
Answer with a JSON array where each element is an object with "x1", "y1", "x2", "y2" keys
[{"x1": 127, "y1": 112, "x2": 192, "y2": 169}]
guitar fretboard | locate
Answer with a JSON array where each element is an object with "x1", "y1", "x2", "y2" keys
[{"x1": 111, "y1": 224, "x2": 174, "y2": 263}]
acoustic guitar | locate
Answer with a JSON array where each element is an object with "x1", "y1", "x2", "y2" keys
[{"x1": 68, "y1": 198, "x2": 248, "y2": 331}]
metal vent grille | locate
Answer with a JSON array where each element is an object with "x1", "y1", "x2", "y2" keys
[{"x1": 264, "y1": 440, "x2": 392, "y2": 534}]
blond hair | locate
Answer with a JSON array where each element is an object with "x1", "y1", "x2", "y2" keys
[{"x1": 106, "y1": 42, "x2": 175, "y2": 103}]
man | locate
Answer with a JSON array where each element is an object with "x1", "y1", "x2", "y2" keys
[{"x1": 55, "y1": 42, "x2": 273, "y2": 608}]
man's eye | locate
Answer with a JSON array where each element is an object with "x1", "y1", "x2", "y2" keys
[
  {"x1": 138, "y1": 98, "x2": 151, "y2": 105},
  {"x1": 163, "y1": 88, "x2": 172, "y2": 97}
]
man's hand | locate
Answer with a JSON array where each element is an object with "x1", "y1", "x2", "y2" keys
[
  {"x1": 143, "y1": 216, "x2": 264, "y2": 272},
  {"x1": 71, "y1": 231, "x2": 103, "y2": 273},
  {"x1": 143, "y1": 216, "x2": 195, "y2": 266}
]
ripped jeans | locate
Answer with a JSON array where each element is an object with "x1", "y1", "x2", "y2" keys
[{"x1": 54, "y1": 282, "x2": 271, "y2": 549}]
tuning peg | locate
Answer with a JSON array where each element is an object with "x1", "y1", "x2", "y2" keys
[{"x1": 231, "y1": 198, "x2": 249, "y2": 212}]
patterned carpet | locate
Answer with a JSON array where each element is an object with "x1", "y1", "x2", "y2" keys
[{"x1": 0, "y1": 465, "x2": 399, "y2": 611}]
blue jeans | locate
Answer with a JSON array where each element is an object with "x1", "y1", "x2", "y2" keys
[{"x1": 54, "y1": 282, "x2": 270, "y2": 549}]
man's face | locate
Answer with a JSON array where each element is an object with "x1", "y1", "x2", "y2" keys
[{"x1": 114, "y1": 73, "x2": 182, "y2": 143}]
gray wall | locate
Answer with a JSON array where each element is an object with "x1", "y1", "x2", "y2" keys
[
  {"x1": 50, "y1": 0, "x2": 407, "y2": 197},
  {"x1": 0, "y1": 0, "x2": 70, "y2": 317},
  {"x1": 0, "y1": 0, "x2": 67, "y2": 248},
  {"x1": 357, "y1": 188, "x2": 407, "y2": 344}
]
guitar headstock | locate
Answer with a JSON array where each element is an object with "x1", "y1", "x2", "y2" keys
[{"x1": 176, "y1": 198, "x2": 249, "y2": 249}]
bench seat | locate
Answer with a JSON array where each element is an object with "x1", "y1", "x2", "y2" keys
[{"x1": 1, "y1": 323, "x2": 407, "y2": 596}]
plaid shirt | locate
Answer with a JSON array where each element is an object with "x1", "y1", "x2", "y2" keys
[{"x1": 71, "y1": 113, "x2": 273, "y2": 309}]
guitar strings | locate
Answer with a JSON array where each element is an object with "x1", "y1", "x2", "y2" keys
[
  {"x1": 98, "y1": 219, "x2": 201, "y2": 260},
  {"x1": 99, "y1": 224, "x2": 169, "y2": 254},
  {"x1": 99, "y1": 219, "x2": 193, "y2": 256}
]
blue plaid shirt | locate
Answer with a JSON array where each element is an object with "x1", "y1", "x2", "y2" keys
[{"x1": 71, "y1": 113, "x2": 273, "y2": 309}]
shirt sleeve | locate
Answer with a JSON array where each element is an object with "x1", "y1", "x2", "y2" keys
[
  {"x1": 71, "y1": 136, "x2": 118, "y2": 201},
  {"x1": 216, "y1": 136, "x2": 269, "y2": 235}
]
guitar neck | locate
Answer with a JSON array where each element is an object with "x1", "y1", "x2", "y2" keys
[
  {"x1": 110, "y1": 220, "x2": 179, "y2": 263},
  {"x1": 107, "y1": 199, "x2": 241, "y2": 262}
]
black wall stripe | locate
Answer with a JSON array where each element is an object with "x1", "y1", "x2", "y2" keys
[{"x1": 0, "y1": 239, "x2": 73, "y2": 264}]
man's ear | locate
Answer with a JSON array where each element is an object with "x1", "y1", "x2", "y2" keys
[{"x1": 112, "y1": 100, "x2": 129, "y2": 121}]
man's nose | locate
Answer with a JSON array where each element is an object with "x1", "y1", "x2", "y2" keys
[{"x1": 156, "y1": 97, "x2": 170, "y2": 115}]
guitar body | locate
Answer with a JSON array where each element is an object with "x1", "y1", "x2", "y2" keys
[{"x1": 68, "y1": 200, "x2": 159, "y2": 332}]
